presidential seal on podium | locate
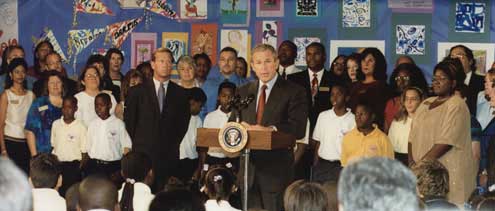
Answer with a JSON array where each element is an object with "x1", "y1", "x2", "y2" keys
[{"x1": 218, "y1": 122, "x2": 248, "y2": 153}]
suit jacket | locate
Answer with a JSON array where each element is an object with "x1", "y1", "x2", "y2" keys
[
  {"x1": 124, "y1": 79, "x2": 190, "y2": 168},
  {"x1": 467, "y1": 73, "x2": 484, "y2": 115},
  {"x1": 234, "y1": 76, "x2": 308, "y2": 191},
  {"x1": 287, "y1": 69, "x2": 333, "y2": 133}
]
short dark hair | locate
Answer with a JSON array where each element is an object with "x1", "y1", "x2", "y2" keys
[
  {"x1": 361, "y1": 48, "x2": 387, "y2": 81},
  {"x1": 63, "y1": 95, "x2": 78, "y2": 106},
  {"x1": 65, "y1": 182, "x2": 80, "y2": 211},
  {"x1": 4, "y1": 58, "x2": 28, "y2": 89},
  {"x1": 279, "y1": 40, "x2": 297, "y2": 53},
  {"x1": 449, "y1": 44, "x2": 476, "y2": 72},
  {"x1": 355, "y1": 100, "x2": 374, "y2": 115},
  {"x1": 86, "y1": 54, "x2": 109, "y2": 75},
  {"x1": 435, "y1": 58, "x2": 466, "y2": 86},
  {"x1": 217, "y1": 81, "x2": 236, "y2": 95},
  {"x1": 306, "y1": 42, "x2": 326, "y2": 57},
  {"x1": 29, "y1": 153, "x2": 61, "y2": 188},
  {"x1": 149, "y1": 189, "x2": 205, "y2": 211},
  {"x1": 78, "y1": 175, "x2": 118, "y2": 211},
  {"x1": 220, "y1": 47, "x2": 238, "y2": 58},
  {"x1": 105, "y1": 48, "x2": 124, "y2": 63},
  {"x1": 193, "y1": 53, "x2": 212, "y2": 67},
  {"x1": 95, "y1": 93, "x2": 111, "y2": 106},
  {"x1": 188, "y1": 87, "x2": 207, "y2": 104},
  {"x1": 332, "y1": 82, "x2": 350, "y2": 97},
  {"x1": 389, "y1": 63, "x2": 428, "y2": 96}
]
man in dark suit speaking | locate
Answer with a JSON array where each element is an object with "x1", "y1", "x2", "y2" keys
[
  {"x1": 124, "y1": 48, "x2": 190, "y2": 192},
  {"x1": 235, "y1": 44, "x2": 308, "y2": 211}
]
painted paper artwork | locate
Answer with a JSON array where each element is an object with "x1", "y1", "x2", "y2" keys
[
  {"x1": 256, "y1": 0, "x2": 284, "y2": 17},
  {"x1": 162, "y1": 32, "x2": 188, "y2": 64},
  {"x1": 396, "y1": 25, "x2": 425, "y2": 55},
  {"x1": 191, "y1": 23, "x2": 218, "y2": 64},
  {"x1": 180, "y1": 0, "x2": 207, "y2": 19},
  {"x1": 294, "y1": 37, "x2": 320, "y2": 66},
  {"x1": 221, "y1": 29, "x2": 248, "y2": 61},
  {"x1": 256, "y1": 21, "x2": 281, "y2": 49},
  {"x1": 296, "y1": 0, "x2": 318, "y2": 17},
  {"x1": 220, "y1": 0, "x2": 250, "y2": 26},
  {"x1": 455, "y1": 2, "x2": 485, "y2": 33},
  {"x1": 131, "y1": 32, "x2": 156, "y2": 68},
  {"x1": 343, "y1": 0, "x2": 371, "y2": 27}
]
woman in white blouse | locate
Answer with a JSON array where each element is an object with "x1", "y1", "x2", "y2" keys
[
  {"x1": 75, "y1": 65, "x2": 117, "y2": 126},
  {"x1": 388, "y1": 86, "x2": 424, "y2": 165}
]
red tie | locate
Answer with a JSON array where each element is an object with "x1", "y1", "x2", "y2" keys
[
  {"x1": 311, "y1": 73, "x2": 318, "y2": 97},
  {"x1": 256, "y1": 85, "x2": 267, "y2": 125}
]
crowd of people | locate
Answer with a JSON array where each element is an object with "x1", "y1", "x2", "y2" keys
[{"x1": 0, "y1": 38, "x2": 495, "y2": 211}]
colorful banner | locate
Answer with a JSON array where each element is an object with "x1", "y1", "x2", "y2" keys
[
  {"x1": 106, "y1": 17, "x2": 142, "y2": 48},
  {"x1": 131, "y1": 32, "x2": 157, "y2": 68},
  {"x1": 67, "y1": 28, "x2": 106, "y2": 57},
  {"x1": 34, "y1": 28, "x2": 68, "y2": 63},
  {"x1": 75, "y1": 0, "x2": 114, "y2": 15},
  {"x1": 147, "y1": 0, "x2": 178, "y2": 19}
]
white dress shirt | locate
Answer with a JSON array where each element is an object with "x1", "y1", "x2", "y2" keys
[
  {"x1": 205, "y1": 200, "x2": 241, "y2": 211},
  {"x1": 118, "y1": 182, "x2": 154, "y2": 211},
  {"x1": 203, "y1": 108, "x2": 231, "y2": 158},
  {"x1": 307, "y1": 68, "x2": 325, "y2": 86},
  {"x1": 75, "y1": 91, "x2": 117, "y2": 126},
  {"x1": 312, "y1": 109, "x2": 355, "y2": 161},
  {"x1": 32, "y1": 188, "x2": 66, "y2": 211},
  {"x1": 464, "y1": 71, "x2": 472, "y2": 85},
  {"x1": 388, "y1": 117, "x2": 412, "y2": 154},
  {"x1": 180, "y1": 115, "x2": 202, "y2": 159},
  {"x1": 87, "y1": 115, "x2": 132, "y2": 161},
  {"x1": 278, "y1": 64, "x2": 303, "y2": 77},
  {"x1": 476, "y1": 91, "x2": 495, "y2": 129},
  {"x1": 4, "y1": 89, "x2": 33, "y2": 139},
  {"x1": 51, "y1": 118, "x2": 87, "y2": 162}
]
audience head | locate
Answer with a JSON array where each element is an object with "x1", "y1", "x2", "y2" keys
[
  {"x1": 149, "y1": 189, "x2": 205, "y2": 211},
  {"x1": 236, "y1": 57, "x2": 248, "y2": 78},
  {"x1": 188, "y1": 87, "x2": 207, "y2": 116},
  {"x1": 485, "y1": 68, "x2": 495, "y2": 106},
  {"x1": 395, "y1": 55, "x2": 415, "y2": 68},
  {"x1": 1, "y1": 45, "x2": 25, "y2": 75},
  {"x1": 121, "y1": 69, "x2": 144, "y2": 101},
  {"x1": 395, "y1": 86, "x2": 424, "y2": 122},
  {"x1": 330, "y1": 55, "x2": 347, "y2": 76},
  {"x1": 44, "y1": 71, "x2": 65, "y2": 97},
  {"x1": 120, "y1": 152, "x2": 153, "y2": 211},
  {"x1": 177, "y1": 55, "x2": 196, "y2": 83},
  {"x1": 330, "y1": 82, "x2": 350, "y2": 109},
  {"x1": 284, "y1": 180, "x2": 329, "y2": 211},
  {"x1": 389, "y1": 63, "x2": 428, "y2": 96},
  {"x1": 78, "y1": 175, "x2": 118, "y2": 211},
  {"x1": 151, "y1": 48, "x2": 174, "y2": 81},
  {"x1": 412, "y1": 159, "x2": 449, "y2": 199},
  {"x1": 0, "y1": 158, "x2": 32, "y2": 211},
  {"x1": 345, "y1": 53, "x2": 362, "y2": 82},
  {"x1": 251, "y1": 44, "x2": 279, "y2": 83},
  {"x1": 202, "y1": 165, "x2": 237, "y2": 202},
  {"x1": 34, "y1": 40, "x2": 54, "y2": 71},
  {"x1": 45, "y1": 52, "x2": 65, "y2": 76},
  {"x1": 105, "y1": 48, "x2": 124, "y2": 74},
  {"x1": 29, "y1": 153, "x2": 62, "y2": 189},
  {"x1": 433, "y1": 59, "x2": 466, "y2": 97},
  {"x1": 217, "y1": 81, "x2": 236, "y2": 112},
  {"x1": 62, "y1": 95, "x2": 78, "y2": 120},
  {"x1": 449, "y1": 44, "x2": 475, "y2": 74},
  {"x1": 193, "y1": 53, "x2": 211, "y2": 81},
  {"x1": 338, "y1": 157, "x2": 419, "y2": 211},
  {"x1": 136, "y1": 61, "x2": 153, "y2": 79},
  {"x1": 95, "y1": 93, "x2": 111, "y2": 120},
  {"x1": 360, "y1": 48, "x2": 387, "y2": 81},
  {"x1": 219, "y1": 47, "x2": 238, "y2": 76},
  {"x1": 354, "y1": 101, "x2": 375, "y2": 130},
  {"x1": 306, "y1": 42, "x2": 326, "y2": 71},
  {"x1": 86, "y1": 54, "x2": 109, "y2": 79},
  {"x1": 323, "y1": 181, "x2": 339, "y2": 211},
  {"x1": 79, "y1": 65, "x2": 102, "y2": 91},
  {"x1": 65, "y1": 182, "x2": 80, "y2": 211},
  {"x1": 5, "y1": 57, "x2": 28, "y2": 89},
  {"x1": 278, "y1": 40, "x2": 298, "y2": 66}
]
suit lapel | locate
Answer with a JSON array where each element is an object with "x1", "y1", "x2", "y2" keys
[
  {"x1": 145, "y1": 80, "x2": 160, "y2": 115},
  {"x1": 262, "y1": 77, "x2": 283, "y2": 125},
  {"x1": 245, "y1": 81, "x2": 259, "y2": 124}
]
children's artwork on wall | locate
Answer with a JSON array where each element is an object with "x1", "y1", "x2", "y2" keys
[
  {"x1": 118, "y1": 0, "x2": 146, "y2": 8},
  {"x1": 220, "y1": 0, "x2": 250, "y2": 27},
  {"x1": 296, "y1": 0, "x2": 318, "y2": 17},
  {"x1": 131, "y1": 32, "x2": 156, "y2": 68},
  {"x1": 255, "y1": 20, "x2": 281, "y2": 49},
  {"x1": 396, "y1": 25, "x2": 425, "y2": 55},
  {"x1": 329, "y1": 40, "x2": 385, "y2": 65},
  {"x1": 294, "y1": 37, "x2": 320, "y2": 66},
  {"x1": 342, "y1": 0, "x2": 371, "y2": 28},
  {"x1": 455, "y1": 2, "x2": 485, "y2": 33},
  {"x1": 256, "y1": 0, "x2": 284, "y2": 17},
  {"x1": 179, "y1": 0, "x2": 207, "y2": 20},
  {"x1": 220, "y1": 29, "x2": 248, "y2": 62},
  {"x1": 438, "y1": 42, "x2": 495, "y2": 75},
  {"x1": 105, "y1": 17, "x2": 142, "y2": 48},
  {"x1": 191, "y1": 23, "x2": 218, "y2": 65},
  {"x1": 162, "y1": 32, "x2": 188, "y2": 64}
]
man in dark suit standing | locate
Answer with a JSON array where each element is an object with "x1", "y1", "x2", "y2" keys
[
  {"x1": 235, "y1": 44, "x2": 308, "y2": 211},
  {"x1": 449, "y1": 45, "x2": 484, "y2": 115},
  {"x1": 124, "y1": 48, "x2": 190, "y2": 192},
  {"x1": 287, "y1": 42, "x2": 333, "y2": 179}
]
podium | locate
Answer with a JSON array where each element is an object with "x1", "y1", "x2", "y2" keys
[{"x1": 197, "y1": 128, "x2": 296, "y2": 211}]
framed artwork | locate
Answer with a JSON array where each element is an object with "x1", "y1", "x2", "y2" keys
[
  {"x1": 395, "y1": 24, "x2": 425, "y2": 55},
  {"x1": 329, "y1": 40, "x2": 385, "y2": 64},
  {"x1": 131, "y1": 32, "x2": 157, "y2": 68},
  {"x1": 179, "y1": 0, "x2": 207, "y2": 20},
  {"x1": 191, "y1": 23, "x2": 218, "y2": 65},
  {"x1": 256, "y1": 0, "x2": 284, "y2": 17},
  {"x1": 294, "y1": 37, "x2": 320, "y2": 66},
  {"x1": 162, "y1": 32, "x2": 188, "y2": 64},
  {"x1": 437, "y1": 42, "x2": 495, "y2": 75},
  {"x1": 255, "y1": 20, "x2": 282, "y2": 49},
  {"x1": 342, "y1": 0, "x2": 371, "y2": 28},
  {"x1": 118, "y1": 0, "x2": 146, "y2": 8},
  {"x1": 296, "y1": 0, "x2": 318, "y2": 17},
  {"x1": 455, "y1": 2, "x2": 486, "y2": 33},
  {"x1": 220, "y1": 29, "x2": 249, "y2": 62},
  {"x1": 220, "y1": 0, "x2": 250, "y2": 27}
]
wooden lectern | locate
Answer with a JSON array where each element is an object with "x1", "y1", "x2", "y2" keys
[{"x1": 197, "y1": 128, "x2": 296, "y2": 211}]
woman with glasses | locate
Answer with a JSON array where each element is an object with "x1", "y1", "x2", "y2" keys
[
  {"x1": 409, "y1": 58, "x2": 476, "y2": 205},
  {"x1": 74, "y1": 66, "x2": 117, "y2": 126},
  {"x1": 383, "y1": 63, "x2": 428, "y2": 133},
  {"x1": 329, "y1": 55, "x2": 350, "y2": 83}
]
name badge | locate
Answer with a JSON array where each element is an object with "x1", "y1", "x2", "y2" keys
[
  {"x1": 107, "y1": 130, "x2": 118, "y2": 140},
  {"x1": 38, "y1": 105, "x2": 49, "y2": 112},
  {"x1": 319, "y1": 86, "x2": 330, "y2": 92},
  {"x1": 67, "y1": 134, "x2": 75, "y2": 142},
  {"x1": 10, "y1": 100, "x2": 19, "y2": 104}
]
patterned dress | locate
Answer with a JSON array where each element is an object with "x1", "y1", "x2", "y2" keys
[{"x1": 25, "y1": 96, "x2": 62, "y2": 153}]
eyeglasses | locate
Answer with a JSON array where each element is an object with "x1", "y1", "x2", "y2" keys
[
  {"x1": 333, "y1": 62, "x2": 345, "y2": 66},
  {"x1": 450, "y1": 54, "x2": 466, "y2": 59},
  {"x1": 85, "y1": 73, "x2": 99, "y2": 78},
  {"x1": 395, "y1": 76, "x2": 410, "y2": 81}
]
